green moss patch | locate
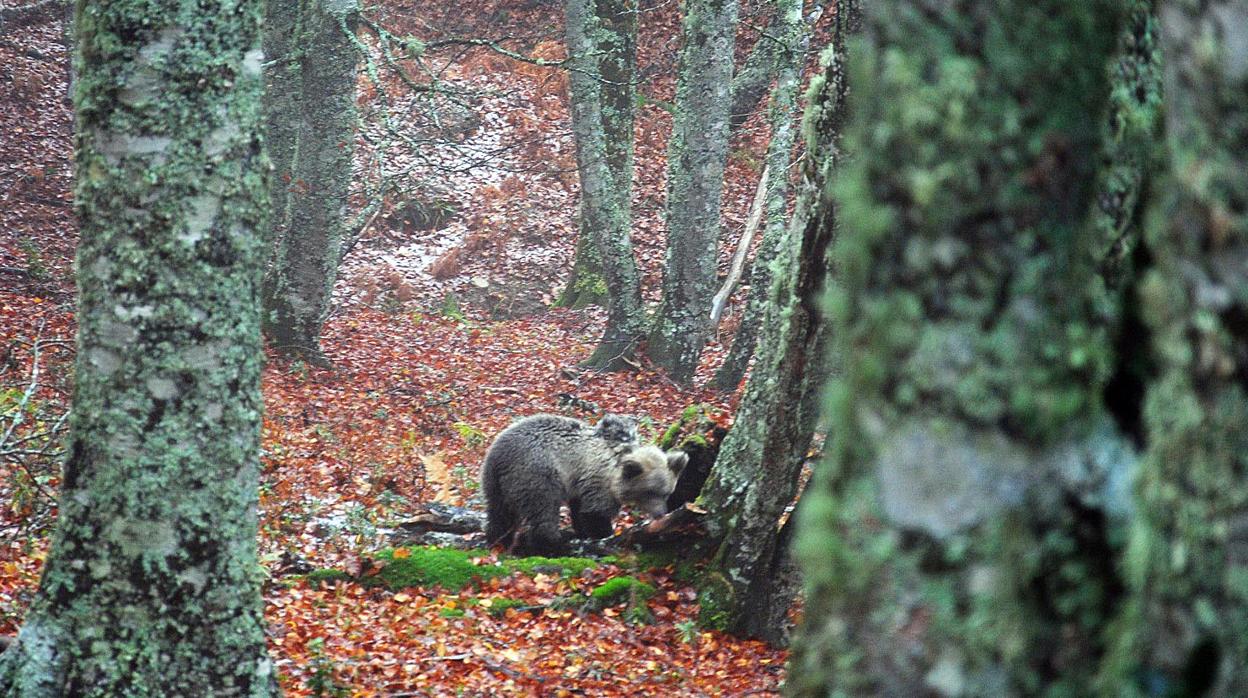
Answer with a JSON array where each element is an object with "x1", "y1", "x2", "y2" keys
[
  {"x1": 360, "y1": 547, "x2": 612, "y2": 591},
  {"x1": 303, "y1": 568, "x2": 351, "y2": 588},
  {"x1": 484, "y1": 597, "x2": 533, "y2": 618},
  {"x1": 364, "y1": 547, "x2": 504, "y2": 592},
  {"x1": 589, "y1": 576, "x2": 656, "y2": 606},
  {"x1": 695, "y1": 572, "x2": 734, "y2": 631},
  {"x1": 501, "y1": 555, "x2": 602, "y2": 577}
]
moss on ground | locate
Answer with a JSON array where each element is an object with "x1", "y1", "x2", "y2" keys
[
  {"x1": 358, "y1": 547, "x2": 607, "y2": 592},
  {"x1": 589, "y1": 576, "x2": 656, "y2": 605},
  {"x1": 365, "y1": 547, "x2": 502, "y2": 591},
  {"x1": 484, "y1": 598, "x2": 532, "y2": 617},
  {"x1": 500, "y1": 555, "x2": 602, "y2": 577},
  {"x1": 303, "y1": 568, "x2": 351, "y2": 588}
]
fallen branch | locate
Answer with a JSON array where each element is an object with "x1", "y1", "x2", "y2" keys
[
  {"x1": 398, "y1": 502, "x2": 487, "y2": 536},
  {"x1": 616, "y1": 503, "x2": 708, "y2": 548},
  {"x1": 710, "y1": 165, "x2": 768, "y2": 329},
  {"x1": 393, "y1": 501, "x2": 710, "y2": 552}
]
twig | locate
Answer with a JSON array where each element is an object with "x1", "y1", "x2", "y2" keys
[{"x1": 710, "y1": 165, "x2": 769, "y2": 328}]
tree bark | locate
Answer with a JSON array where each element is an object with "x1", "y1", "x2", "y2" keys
[
  {"x1": 0, "y1": 0, "x2": 276, "y2": 693},
  {"x1": 695, "y1": 0, "x2": 854, "y2": 646},
  {"x1": 788, "y1": 2, "x2": 1135, "y2": 694},
  {"x1": 261, "y1": 0, "x2": 360, "y2": 367},
  {"x1": 556, "y1": 0, "x2": 636, "y2": 315},
  {"x1": 1112, "y1": 1, "x2": 1248, "y2": 694},
  {"x1": 646, "y1": 0, "x2": 738, "y2": 383},
  {"x1": 565, "y1": 0, "x2": 647, "y2": 370},
  {"x1": 727, "y1": 0, "x2": 824, "y2": 132},
  {"x1": 712, "y1": 0, "x2": 809, "y2": 392}
]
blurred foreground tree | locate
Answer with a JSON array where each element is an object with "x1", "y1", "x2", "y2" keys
[
  {"x1": 788, "y1": 1, "x2": 1145, "y2": 693},
  {"x1": 1111, "y1": 1, "x2": 1248, "y2": 693},
  {"x1": 261, "y1": 0, "x2": 360, "y2": 367},
  {"x1": 0, "y1": 0, "x2": 276, "y2": 693}
]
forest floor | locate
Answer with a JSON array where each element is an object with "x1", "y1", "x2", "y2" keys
[{"x1": 0, "y1": 0, "x2": 788, "y2": 695}]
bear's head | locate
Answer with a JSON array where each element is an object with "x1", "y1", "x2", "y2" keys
[{"x1": 615, "y1": 445, "x2": 689, "y2": 518}]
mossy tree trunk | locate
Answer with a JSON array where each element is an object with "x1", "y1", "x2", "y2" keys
[
  {"x1": 1112, "y1": 1, "x2": 1248, "y2": 693},
  {"x1": 695, "y1": 0, "x2": 857, "y2": 645},
  {"x1": 726, "y1": 0, "x2": 823, "y2": 132},
  {"x1": 557, "y1": 0, "x2": 636, "y2": 314},
  {"x1": 0, "y1": 0, "x2": 276, "y2": 693},
  {"x1": 566, "y1": 0, "x2": 647, "y2": 370},
  {"x1": 712, "y1": 0, "x2": 810, "y2": 392},
  {"x1": 788, "y1": 2, "x2": 1138, "y2": 694},
  {"x1": 261, "y1": 0, "x2": 360, "y2": 367},
  {"x1": 646, "y1": 0, "x2": 738, "y2": 383}
]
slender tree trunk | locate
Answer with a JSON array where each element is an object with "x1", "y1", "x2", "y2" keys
[
  {"x1": 557, "y1": 0, "x2": 636, "y2": 314},
  {"x1": 727, "y1": 0, "x2": 823, "y2": 131},
  {"x1": 646, "y1": 0, "x2": 738, "y2": 382},
  {"x1": 712, "y1": 0, "x2": 809, "y2": 392},
  {"x1": 1111, "y1": 2, "x2": 1248, "y2": 694},
  {"x1": 695, "y1": 0, "x2": 856, "y2": 645},
  {"x1": 566, "y1": 0, "x2": 647, "y2": 370},
  {"x1": 788, "y1": 2, "x2": 1134, "y2": 694},
  {"x1": 261, "y1": 0, "x2": 360, "y2": 367},
  {"x1": 0, "y1": 0, "x2": 275, "y2": 693}
]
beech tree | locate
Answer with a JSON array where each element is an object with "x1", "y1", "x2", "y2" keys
[
  {"x1": 788, "y1": 2, "x2": 1144, "y2": 693},
  {"x1": 261, "y1": 0, "x2": 361, "y2": 367},
  {"x1": 647, "y1": 0, "x2": 738, "y2": 382},
  {"x1": 563, "y1": 0, "x2": 647, "y2": 369},
  {"x1": 696, "y1": 0, "x2": 858, "y2": 643},
  {"x1": 712, "y1": 0, "x2": 812, "y2": 391},
  {"x1": 0, "y1": 0, "x2": 276, "y2": 693},
  {"x1": 557, "y1": 0, "x2": 637, "y2": 316}
]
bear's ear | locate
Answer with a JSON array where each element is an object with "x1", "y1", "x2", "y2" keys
[
  {"x1": 666, "y1": 450, "x2": 688, "y2": 476},
  {"x1": 621, "y1": 460, "x2": 644, "y2": 480}
]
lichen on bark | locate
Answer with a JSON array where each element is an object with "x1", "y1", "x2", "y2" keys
[
  {"x1": 787, "y1": 2, "x2": 1136, "y2": 694},
  {"x1": 0, "y1": 0, "x2": 275, "y2": 694},
  {"x1": 713, "y1": 0, "x2": 814, "y2": 392}
]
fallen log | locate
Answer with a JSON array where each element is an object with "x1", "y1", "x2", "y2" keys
[{"x1": 393, "y1": 501, "x2": 709, "y2": 553}]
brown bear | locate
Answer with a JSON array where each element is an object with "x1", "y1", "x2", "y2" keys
[{"x1": 481, "y1": 413, "x2": 687, "y2": 554}]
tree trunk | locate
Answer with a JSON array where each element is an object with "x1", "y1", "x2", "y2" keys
[
  {"x1": 556, "y1": 0, "x2": 636, "y2": 315},
  {"x1": 712, "y1": 0, "x2": 809, "y2": 392},
  {"x1": 1113, "y1": 1, "x2": 1248, "y2": 693},
  {"x1": 646, "y1": 0, "x2": 738, "y2": 383},
  {"x1": 261, "y1": 0, "x2": 360, "y2": 367},
  {"x1": 555, "y1": 230, "x2": 609, "y2": 309},
  {"x1": 565, "y1": 0, "x2": 647, "y2": 370},
  {"x1": 0, "y1": 0, "x2": 276, "y2": 693},
  {"x1": 788, "y1": 2, "x2": 1135, "y2": 694},
  {"x1": 695, "y1": 0, "x2": 855, "y2": 646},
  {"x1": 727, "y1": 0, "x2": 823, "y2": 132}
]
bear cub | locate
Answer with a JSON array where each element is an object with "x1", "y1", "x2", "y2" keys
[{"x1": 481, "y1": 413, "x2": 688, "y2": 554}]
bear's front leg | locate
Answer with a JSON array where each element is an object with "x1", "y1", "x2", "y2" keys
[{"x1": 570, "y1": 499, "x2": 614, "y2": 539}]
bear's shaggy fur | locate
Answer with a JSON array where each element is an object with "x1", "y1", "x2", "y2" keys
[{"x1": 481, "y1": 414, "x2": 687, "y2": 554}]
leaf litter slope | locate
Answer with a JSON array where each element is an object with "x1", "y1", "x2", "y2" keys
[{"x1": 0, "y1": 0, "x2": 787, "y2": 695}]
